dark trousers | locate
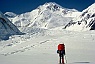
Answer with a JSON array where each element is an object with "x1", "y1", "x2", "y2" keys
[
  {"x1": 57, "y1": 50, "x2": 65, "y2": 64},
  {"x1": 59, "y1": 53, "x2": 64, "y2": 64}
]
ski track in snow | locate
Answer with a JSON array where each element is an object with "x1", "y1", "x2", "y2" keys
[{"x1": 1, "y1": 39, "x2": 50, "y2": 56}]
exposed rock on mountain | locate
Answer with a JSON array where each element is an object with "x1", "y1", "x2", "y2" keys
[{"x1": 0, "y1": 11, "x2": 21, "y2": 40}]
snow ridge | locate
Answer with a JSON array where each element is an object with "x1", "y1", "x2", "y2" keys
[
  {"x1": 65, "y1": 3, "x2": 95, "y2": 31},
  {"x1": 4, "y1": 12, "x2": 17, "y2": 18}
]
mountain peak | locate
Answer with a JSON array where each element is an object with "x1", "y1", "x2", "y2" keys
[
  {"x1": 44, "y1": 2, "x2": 62, "y2": 8},
  {"x1": 36, "y1": 2, "x2": 63, "y2": 12},
  {"x1": 36, "y1": 2, "x2": 78, "y2": 15},
  {"x1": 43, "y1": 2, "x2": 78, "y2": 12}
]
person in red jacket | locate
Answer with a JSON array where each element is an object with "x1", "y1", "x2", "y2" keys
[{"x1": 57, "y1": 44, "x2": 65, "y2": 64}]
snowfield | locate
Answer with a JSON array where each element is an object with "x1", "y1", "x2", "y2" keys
[{"x1": 0, "y1": 29, "x2": 95, "y2": 64}]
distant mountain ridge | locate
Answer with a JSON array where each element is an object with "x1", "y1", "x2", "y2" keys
[{"x1": 4, "y1": 12, "x2": 17, "y2": 18}]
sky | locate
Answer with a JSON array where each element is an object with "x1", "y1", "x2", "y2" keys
[{"x1": 0, "y1": 0, "x2": 95, "y2": 14}]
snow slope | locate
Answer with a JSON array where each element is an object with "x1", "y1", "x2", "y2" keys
[
  {"x1": 0, "y1": 11, "x2": 21, "y2": 40},
  {"x1": 0, "y1": 29, "x2": 95, "y2": 64},
  {"x1": 65, "y1": 3, "x2": 95, "y2": 31}
]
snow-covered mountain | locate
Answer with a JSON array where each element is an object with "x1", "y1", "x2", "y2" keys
[
  {"x1": 65, "y1": 3, "x2": 95, "y2": 31},
  {"x1": 5, "y1": 2, "x2": 79, "y2": 32},
  {"x1": 0, "y1": 11, "x2": 21, "y2": 40},
  {"x1": 5, "y1": 2, "x2": 95, "y2": 32}
]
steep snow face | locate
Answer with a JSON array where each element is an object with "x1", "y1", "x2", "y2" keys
[
  {"x1": 0, "y1": 11, "x2": 21, "y2": 40},
  {"x1": 37, "y1": 2, "x2": 78, "y2": 16},
  {"x1": 65, "y1": 3, "x2": 95, "y2": 31},
  {"x1": 27, "y1": 2, "x2": 78, "y2": 29},
  {"x1": 6, "y1": 2, "x2": 79, "y2": 31}
]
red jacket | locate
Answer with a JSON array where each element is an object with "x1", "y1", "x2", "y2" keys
[{"x1": 58, "y1": 44, "x2": 65, "y2": 50}]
